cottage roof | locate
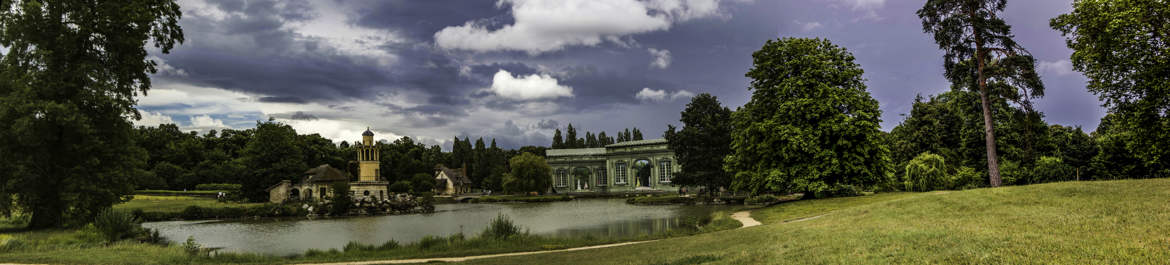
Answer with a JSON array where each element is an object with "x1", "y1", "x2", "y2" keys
[
  {"x1": 605, "y1": 138, "x2": 668, "y2": 148},
  {"x1": 303, "y1": 164, "x2": 349, "y2": 183},
  {"x1": 436, "y1": 165, "x2": 471, "y2": 185},
  {"x1": 546, "y1": 148, "x2": 607, "y2": 157}
]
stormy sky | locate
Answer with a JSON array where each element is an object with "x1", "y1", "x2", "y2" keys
[{"x1": 135, "y1": 0, "x2": 1103, "y2": 150}]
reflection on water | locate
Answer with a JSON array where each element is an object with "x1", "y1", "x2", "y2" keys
[{"x1": 144, "y1": 198, "x2": 727, "y2": 256}]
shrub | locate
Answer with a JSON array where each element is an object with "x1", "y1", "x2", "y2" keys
[
  {"x1": 1032, "y1": 156, "x2": 1074, "y2": 183},
  {"x1": 93, "y1": 208, "x2": 141, "y2": 242},
  {"x1": 417, "y1": 235, "x2": 446, "y2": 249},
  {"x1": 343, "y1": 241, "x2": 375, "y2": 252},
  {"x1": 182, "y1": 236, "x2": 201, "y2": 256},
  {"x1": 181, "y1": 206, "x2": 204, "y2": 219},
  {"x1": 745, "y1": 194, "x2": 780, "y2": 205},
  {"x1": 389, "y1": 181, "x2": 412, "y2": 193},
  {"x1": 330, "y1": 182, "x2": 352, "y2": 216},
  {"x1": 480, "y1": 214, "x2": 523, "y2": 240},
  {"x1": 194, "y1": 183, "x2": 242, "y2": 191},
  {"x1": 950, "y1": 166, "x2": 982, "y2": 190},
  {"x1": 411, "y1": 173, "x2": 435, "y2": 194},
  {"x1": 0, "y1": 234, "x2": 22, "y2": 251},
  {"x1": 818, "y1": 184, "x2": 862, "y2": 198},
  {"x1": 904, "y1": 152, "x2": 949, "y2": 191},
  {"x1": 378, "y1": 239, "x2": 400, "y2": 250},
  {"x1": 999, "y1": 160, "x2": 1025, "y2": 185}
]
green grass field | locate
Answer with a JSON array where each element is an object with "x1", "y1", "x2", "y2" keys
[
  {"x1": 113, "y1": 195, "x2": 264, "y2": 213},
  {"x1": 461, "y1": 179, "x2": 1170, "y2": 264},
  {"x1": 1, "y1": 179, "x2": 1167, "y2": 264}
]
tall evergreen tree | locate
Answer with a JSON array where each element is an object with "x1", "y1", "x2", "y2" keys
[
  {"x1": 597, "y1": 131, "x2": 610, "y2": 146},
  {"x1": 918, "y1": 0, "x2": 1045, "y2": 187},
  {"x1": 473, "y1": 137, "x2": 488, "y2": 187},
  {"x1": 585, "y1": 132, "x2": 598, "y2": 147},
  {"x1": 632, "y1": 128, "x2": 644, "y2": 140},
  {"x1": 552, "y1": 129, "x2": 564, "y2": 148},
  {"x1": 566, "y1": 124, "x2": 578, "y2": 148},
  {"x1": 0, "y1": 0, "x2": 184, "y2": 228}
]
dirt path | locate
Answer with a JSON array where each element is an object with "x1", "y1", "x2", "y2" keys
[
  {"x1": 300, "y1": 211, "x2": 766, "y2": 265},
  {"x1": 731, "y1": 210, "x2": 762, "y2": 227}
]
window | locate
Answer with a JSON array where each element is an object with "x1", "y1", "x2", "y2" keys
[
  {"x1": 664, "y1": 159, "x2": 673, "y2": 181},
  {"x1": 556, "y1": 169, "x2": 568, "y2": 187},
  {"x1": 596, "y1": 168, "x2": 608, "y2": 186},
  {"x1": 615, "y1": 162, "x2": 627, "y2": 184}
]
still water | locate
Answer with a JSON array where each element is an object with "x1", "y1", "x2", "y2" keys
[{"x1": 144, "y1": 198, "x2": 727, "y2": 256}]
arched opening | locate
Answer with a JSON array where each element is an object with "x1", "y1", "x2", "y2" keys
[
  {"x1": 572, "y1": 167, "x2": 591, "y2": 190},
  {"x1": 320, "y1": 187, "x2": 328, "y2": 199},
  {"x1": 305, "y1": 188, "x2": 314, "y2": 200},
  {"x1": 633, "y1": 159, "x2": 652, "y2": 187},
  {"x1": 289, "y1": 188, "x2": 300, "y2": 201}
]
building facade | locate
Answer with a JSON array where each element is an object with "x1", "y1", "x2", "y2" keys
[
  {"x1": 268, "y1": 128, "x2": 390, "y2": 203},
  {"x1": 546, "y1": 139, "x2": 680, "y2": 193}
]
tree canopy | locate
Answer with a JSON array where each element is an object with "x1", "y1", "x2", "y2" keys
[
  {"x1": 664, "y1": 93, "x2": 733, "y2": 195},
  {"x1": 1052, "y1": 0, "x2": 1169, "y2": 177},
  {"x1": 0, "y1": 0, "x2": 184, "y2": 228},
  {"x1": 503, "y1": 152, "x2": 552, "y2": 194},
  {"x1": 725, "y1": 38, "x2": 890, "y2": 197}
]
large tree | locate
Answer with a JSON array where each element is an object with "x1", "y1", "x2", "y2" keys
[
  {"x1": 918, "y1": 0, "x2": 1045, "y2": 187},
  {"x1": 664, "y1": 93, "x2": 733, "y2": 195},
  {"x1": 0, "y1": 0, "x2": 183, "y2": 228},
  {"x1": 503, "y1": 152, "x2": 552, "y2": 194},
  {"x1": 1051, "y1": 0, "x2": 1169, "y2": 177},
  {"x1": 725, "y1": 38, "x2": 890, "y2": 197},
  {"x1": 239, "y1": 120, "x2": 306, "y2": 202}
]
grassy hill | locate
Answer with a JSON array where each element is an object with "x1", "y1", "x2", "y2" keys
[{"x1": 461, "y1": 179, "x2": 1170, "y2": 264}]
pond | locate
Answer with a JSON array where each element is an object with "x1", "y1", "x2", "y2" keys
[{"x1": 143, "y1": 198, "x2": 729, "y2": 256}]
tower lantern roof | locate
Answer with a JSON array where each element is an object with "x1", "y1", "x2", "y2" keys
[{"x1": 362, "y1": 127, "x2": 374, "y2": 136}]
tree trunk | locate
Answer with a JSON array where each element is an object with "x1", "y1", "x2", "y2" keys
[
  {"x1": 27, "y1": 196, "x2": 63, "y2": 229},
  {"x1": 973, "y1": 9, "x2": 1002, "y2": 188}
]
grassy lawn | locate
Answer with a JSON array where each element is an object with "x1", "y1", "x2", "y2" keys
[
  {"x1": 459, "y1": 179, "x2": 1170, "y2": 264},
  {"x1": 113, "y1": 195, "x2": 264, "y2": 213},
  {"x1": 1, "y1": 179, "x2": 1167, "y2": 264}
]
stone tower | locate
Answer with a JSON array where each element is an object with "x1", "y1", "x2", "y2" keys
[{"x1": 357, "y1": 128, "x2": 380, "y2": 181}]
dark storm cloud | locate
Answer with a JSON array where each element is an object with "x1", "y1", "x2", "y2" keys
[
  {"x1": 348, "y1": 0, "x2": 506, "y2": 41},
  {"x1": 163, "y1": 0, "x2": 392, "y2": 102},
  {"x1": 151, "y1": 0, "x2": 1104, "y2": 147},
  {"x1": 258, "y1": 96, "x2": 308, "y2": 104},
  {"x1": 532, "y1": 119, "x2": 560, "y2": 130}
]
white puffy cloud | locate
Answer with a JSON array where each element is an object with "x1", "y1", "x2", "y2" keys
[
  {"x1": 795, "y1": 20, "x2": 823, "y2": 31},
  {"x1": 490, "y1": 70, "x2": 574, "y2": 100},
  {"x1": 648, "y1": 48, "x2": 672, "y2": 69},
  {"x1": 435, "y1": 0, "x2": 725, "y2": 54},
  {"x1": 134, "y1": 111, "x2": 176, "y2": 127},
  {"x1": 1039, "y1": 59, "x2": 1074, "y2": 76},
  {"x1": 635, "y1": 87, "x2": 695, "y2": 102},
  {"x1": 187, "y1": 115, "x2": 231, "y2": 131}
]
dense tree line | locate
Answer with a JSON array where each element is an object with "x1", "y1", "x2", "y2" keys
[{"x1": 131, "y1": 120, "x2": 546, "y2": 201}]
